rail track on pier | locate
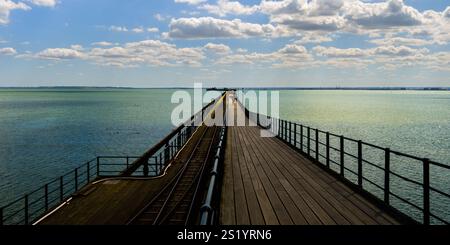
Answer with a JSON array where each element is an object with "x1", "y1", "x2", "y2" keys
[{"x1": 127, "y1": 123, "x2": 219, "y2": 225}]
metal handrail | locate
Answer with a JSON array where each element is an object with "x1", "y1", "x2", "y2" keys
[{"x1": 239, "y1": 100, "x2": 450, "y2": 225}]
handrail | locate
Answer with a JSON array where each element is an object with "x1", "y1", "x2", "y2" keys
[
  {"x1": 238, "y1": 97, "x2": 450, "y2": 225},
  {"x1": 121, "y1": 98, "x2": 218, "y2": 176},
  {"x1": 199, "y1": 126, "x2": 227, "y2": 225}
]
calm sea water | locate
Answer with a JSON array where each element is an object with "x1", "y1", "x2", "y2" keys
[{"x1": 0, "y1": 88, "x2": 449, "y2": 222}]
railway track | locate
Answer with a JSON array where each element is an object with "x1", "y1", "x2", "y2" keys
[{"x1": 128, "y1": 125, "x2": 219, "y2": 225}]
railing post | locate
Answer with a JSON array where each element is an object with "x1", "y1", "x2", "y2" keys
[
  {"x1": 384, "y1": 148, "x2": 390, "y2": 205},
  {"x1": 289, "y1": 121, "x2": 292, "y2": 144},
  {"x1": 284, "y1": 120, "x2": 287, "y2": 141},
  {"x1": 87, "y1": 162, "x2": 90, "y2": 183},
  {"x1": 74, "y1": 168, "x2": 78, "y2": 191},
  {"x1": 96, "y1": 157, "x2": 100, "y2": 177},
  {"x1": 358, "y1": 140, "x2": 363, "y2": 187},
  {"x1": 24, "y1": 194, "x2": 29, "y2": 225},
  {"x1": 60, "y1": 176, "x2": 64, "y2": 202},
  {"x1": 326, "y1": 132, "x2": 330, "y2": 168},
  {"x1": 307, "y1": 127, "x2": 311, "y2": 156},
  {"x1": 315, "y1": 129, "x2": 319, "y2": 161},
  {"x1": 126, "y1": 156, "x2": 129, "y2": 168},
  {"x1": 293, "y1": 123, "x2": 297, "y2": 148},
  {"x1": 143, "y1": 157, "x2": 149, "y2": 177},
  {"x1": 340, "y1": 136, "x2": 344, "y2": 177},
  {"x1": 300, "y1": 125, "x2": 303, "y2": 152},
  {"x1": 0, "y1": 207, "x2": 3, "y2": 225},
  {"x1": 164, "y1": 143, "x2": 170, "y2": 163},
  {"x1": 423, "y1": 158, "x2": 430, "y2": 225},
  {"x1": 278, "y1": 118, "x2": 281, "y2": 137},
  {"x1": 44, "y1": 184, "x2": 49, "y2": 211}
]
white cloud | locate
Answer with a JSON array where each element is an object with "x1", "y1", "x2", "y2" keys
[
  {"x1": 203, "y1": 43, "x2": 231, "y2": 54},
  {"x1": 147, "y1": 27, "x2": 159, "y2": 33},
  {"x1": 27, "y1": 0, "x2": 57, "y2": 7},
  {"x1": 131, "y1": 27, "x2": 145, "y2": 33},
  {"x1": 344, "y1": 0, "x2": 423, "y2": 29},
  {"x1": 200, "y1": 0, "x2": 259, "y2": 17},
  {"x1": 313, "y1": 46, "x2": 367, "y2": 58},
  {"x1": 91, "y1": 41, "x2": 116, "y2": 47},
  {"x1": 174, "y1": 0, "x2": 206, "y2": 5},
  {"x1": 167, "y1": 17, "x2": 276, "y2": 39},
  {"x1": 0, "y1": 47, "x2": 16, "y2": 55},
  {"x1": 36, "y1": 48, "x2": 84, "y2": 60},
  {"x1": 0, "y1": 0, "x2": 30, "y2": 25},
  {"x1": 109, "y1": 25, "x2": 128, "y2": 32}
]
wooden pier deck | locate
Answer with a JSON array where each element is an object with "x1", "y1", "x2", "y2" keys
[
  {"x1": 34, "y1": 94, "x2": 403, "y2": 225},
  {"x1": 219, "y1": 102, "x2": 401, "y2": 225}
]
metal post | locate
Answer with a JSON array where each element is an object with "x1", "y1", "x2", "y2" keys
[
  {"x1": 75, "y1": 168, "x2": 78, "y2": 191},
  {"x1": 60, "y1": 176, "x2": 64, "y2": 202},
  {"x1": 300, "y1": 125, "x2": 303, "y2": 152},
  {"x1": 294, "y1": 123, "x2": 297, "y2": 148},
  {"x1": 384, "y1": 148, "x2": 390, "y2": 205},
  {"x1": 326, "y1": 132, "x2": 330, "y2": 168},
  {"x1": 423, "y1": 158, "x2": 430, "y2": 225},
  {"x1": 358, "y1": 140, "x2": 363, "y2": 187},
  {"x1": 307, "y1": 127, "x2": 311, "y2": 156},
  {"x1": 340, "y1": 136, "x2": 344, "y2": 177},
  {"x1": 164, "y1": 143, "x2": 170, "y2": 163},
  {"x1": 315, "y1": 129, "x2": 319, "y2": 161},
  {"x1": 44, "y1": 184, "x2": 49, "y2": 211},
  {"x1": 24, "y1": 195, "x2": 29, "y2": 225},
  {"x1": 126, "y1": 156, "x2": 129, "y2": 168},
  {"x1": 278, "y1": 118, "x2": 281, "y2": 137},
  {"x1": 289, "y1": 121, "x2": 292, "y2": 144},
  {"x1": 143, "y1": 157, "x2": 149, "y2": 177},
  {"x1": 96, "y1": 157, "x2": 100, "y2": 176}
]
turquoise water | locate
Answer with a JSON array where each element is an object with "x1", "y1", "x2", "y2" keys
[
  {"x1": 0, "y1": 88, "x2": 180, "y2": 206},
  {"x1": 0, "y1": 88, "x2": 449, "y2": 222},
  {"x1": 278, "y1": 90, "x2": 450, "y2": 163}
]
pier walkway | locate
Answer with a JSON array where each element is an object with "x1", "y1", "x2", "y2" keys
[
  {"x1": 4, "y1": 91, "x2": 447, "y2": 225},
  {"x1": 220, "y1": 102, "x2": 399, "y2": 225}
]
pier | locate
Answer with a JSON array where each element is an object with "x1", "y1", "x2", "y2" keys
[{"x1": 1, "y1": 91, "x2": 449, "y2": 225}]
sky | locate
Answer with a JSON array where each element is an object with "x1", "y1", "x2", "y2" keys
[{"x1": 0, "y1": 0, "x2": 449, "y2": 88}]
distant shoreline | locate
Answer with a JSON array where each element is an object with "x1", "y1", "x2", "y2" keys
[{"x1": 0, "y1": 86, "x2": 449, "y2": 91}]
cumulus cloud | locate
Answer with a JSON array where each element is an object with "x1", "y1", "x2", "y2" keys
[
  {"x1": 91, "y1": 41, "x2": 116, "y2": 47},
  {"x1": 29, "y1": 40, "x2": 206, "y2": 68},
  {"x1": 203, "y1": 43, "x2": 231, "y2": 54},
  {"x1": 174, "y1": 0, "x2": 206, "y2": 5},
  {"x1": 27, "y1": 0, "x2": 58, "y2": 7},
  {"x1": 313, "y1": 46, "x2": 367, "y2": 58},
  {"x1": 0, "y1": 0, "x2": 30, "y2": 25},
  {"x1": 166, "y1": 17, "x2": 276, "y2": 39},
  {"x1": 0, "y1": 47, "x2": 16, "y2": 55},
  {"x1": 36, "y1": 48, "x2": 84, "y2": 60},
  {"x1": 344, "y1": 0, "x2": 423, "y2": 29},
  {"x1": 200, "y1": 0, "x2": 259, "y2": 17}
]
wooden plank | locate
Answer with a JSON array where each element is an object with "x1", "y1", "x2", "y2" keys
[
  {"x1": 230, "y1": 127, "x2": 251, "y2": 224},
  {"x1": 240, "y1": 126, "x2": 303, "y2": 225},
  {"x1": 233, "y1": 127, "x2": 265, "y2": 225},
  {"x1": 236, "y1": 126, "x2": 284, "y2": 225},
  {"x1": 262, "y1": 134, "x2": 369, "y2": 225},
  {"x1": 251, "y1": 127, "x2": 337, "y2": 225},
  {"x1": 266, "y1": 128, "x2": 399, "y2": 225},
  {"x1": 220, "y1": 128, "x2": 236, "y2": 225}
]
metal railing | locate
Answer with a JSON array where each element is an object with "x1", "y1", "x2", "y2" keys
[
  {"x1": 0, "y1": 95, "x2": 223, "y2": 226},
  {"x1": 242, "y1": 104, "x2": 450, "y2": 225},
  {"x1": 199, "y1": 126, "x2": 227, "y2": 225}
]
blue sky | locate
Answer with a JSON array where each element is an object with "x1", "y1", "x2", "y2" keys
[{"x1": 0, "y1": 0, "x2": 449, "y2": 87}]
